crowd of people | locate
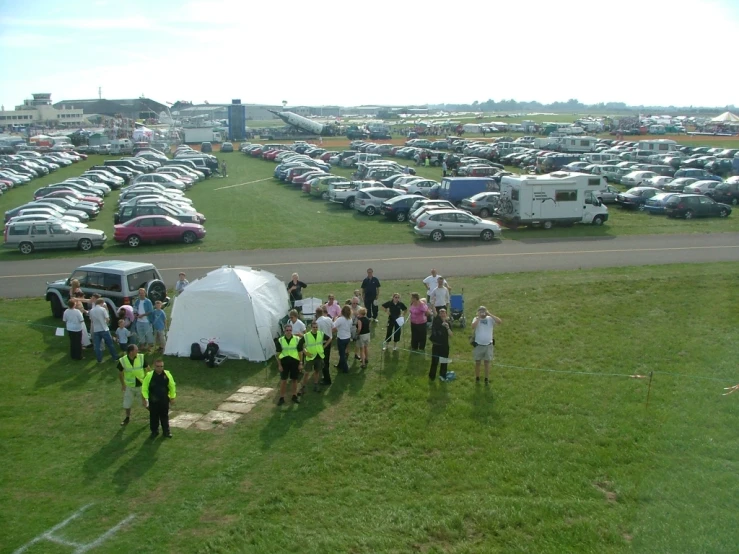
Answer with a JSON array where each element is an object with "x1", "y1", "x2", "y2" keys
[{"x1": 273, "y1": 267, "x2": 503, "y2": 405}]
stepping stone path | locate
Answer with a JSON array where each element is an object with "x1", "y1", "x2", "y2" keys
[{"x1": 169, "y1": 386, "x2": 273, "y2": 431}]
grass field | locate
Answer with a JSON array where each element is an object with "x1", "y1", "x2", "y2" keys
[
  {"x1": 1, "y1": 151, "x2": 738, "y2": 261},
  {"x1": 1, "y1": 263, "x2": 737, "y2": 553}
]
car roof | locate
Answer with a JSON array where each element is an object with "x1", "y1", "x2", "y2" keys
[{"x1": 70, "y1": 260, "x2": 160, "y2": 274}]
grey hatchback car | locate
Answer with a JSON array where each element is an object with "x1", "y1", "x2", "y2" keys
[
  {"x1": 354, "y1": 187, "x2": 402, "y2": 216},
  {"x1": 4, "y1": 220, "x2": 106, "y2": 254},
  {"x1": 414, "y1": 209, "x2": 502, "y2": 242},
  {"x1": 459, "y1": 192, "x2": 501, "y2": 217}
]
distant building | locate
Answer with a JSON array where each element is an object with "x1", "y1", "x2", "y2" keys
[
  {"x1": 53, "y1": 97, "x2": 166, "y2": 120},
  {"x1": 0, "y1": 93, "x2": 86, "y2": 127}
]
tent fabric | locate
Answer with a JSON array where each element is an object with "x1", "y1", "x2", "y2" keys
[
  {"x1": 710, "y1": 112, "x2": 739, "y2": 123},
  {"x1": 164, "y1": 266, "x2": 290, "y2": 362}
]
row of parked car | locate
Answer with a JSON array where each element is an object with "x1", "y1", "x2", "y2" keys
[
  {"x1": 0, "y1": 149, "x2": 88, "y2": 196},
  {"x1": 241, "y1": 141, "x2": 504, "y2": 242},
  {"x1": 2, "y1": 145, "x2": 215, "y2": 254}
]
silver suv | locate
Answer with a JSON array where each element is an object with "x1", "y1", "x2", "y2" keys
[
  {"x1": 45, "y1": 260, "x2": 169, "y2": 319},
  {"x1": 354, "y1": 187, "x2": 402, "y2": 216},
  {"x1": 3, "y1": 220, "x2": 105, "y2": 255}
]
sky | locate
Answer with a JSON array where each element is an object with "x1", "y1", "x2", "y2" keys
[{"x1": 0, "y1": 0, "x2": 738, "y2": 110}]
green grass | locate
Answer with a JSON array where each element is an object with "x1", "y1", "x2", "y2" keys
[
  {"x1": 2, "y1": 152, "x2": 738, "y2": 261},
  {"x1": 1, "y1": 263, "x2": 737, "y2": 553}
]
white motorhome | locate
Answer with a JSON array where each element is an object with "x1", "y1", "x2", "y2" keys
[
  {"x1": 583, "y1": 152, "x2": 619, "y2": 164},
  {"x1": 636, "y1": 139, "x2": 678, "y2": 153},
  {"x1": 497, "y1": 172, "x2": 609, "y2": 228},
  {"x1": 555, "y1": 136, "x2": 598, "y2": 153},
  {"x1": 534, "y1": 137, "x2": 558, "y2": 150},
  {"x1": 110, "y1": 138, "x2": 134, "y2": 155}
]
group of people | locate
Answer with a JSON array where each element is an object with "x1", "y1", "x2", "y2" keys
[
  {"x1": 61, "y1": 284, "x2": 169, "y2": 362},
  {"x1": 273, "y1": 267, "x2": 503, "y2": 405}
]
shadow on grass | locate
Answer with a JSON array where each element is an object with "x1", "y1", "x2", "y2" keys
[
  {"x1": 112, "y1": 432, "x2": 163, "y2": 494},
  {"x1": 427, "y1": 379, "x2": 451, "y2": 421},
  {"x1": 83, "y1": 426, "x2": 147, "y2": 481},
  {"x1": 469, "y1": 383, "x2": 499, "y2": 425}
]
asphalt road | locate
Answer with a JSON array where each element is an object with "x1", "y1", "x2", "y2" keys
[{"x1": 1, "y1": 233, "x2": 738, "y2": 299}]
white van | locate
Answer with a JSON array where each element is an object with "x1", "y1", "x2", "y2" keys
[
  {"x1": 583, "y1": 152, "x2": 619, "y2": 164},
  {"x1": 555, "y1": 136, "x2": 598, "y2": 153},
  {"x1": 110, "y1": 139, "x2": 134, "y2": 155},
  {"x1": 497, "y1": 172, "x2": 609, "y2": 228}
]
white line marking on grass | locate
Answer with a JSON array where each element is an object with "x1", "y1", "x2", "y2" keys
[
  {"x1": 13, "y1": 503, "x2": 135, "y2": 554},
  {"x1": 213, "y1": 177, "x2": 271, "y2": 191}
]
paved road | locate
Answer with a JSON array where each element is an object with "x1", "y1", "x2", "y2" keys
[{"x1": 1, "y1": 233, "x2": 738, "y2": 299}]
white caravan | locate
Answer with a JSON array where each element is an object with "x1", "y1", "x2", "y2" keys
[
  {"x1": 555, "y1": 136, "x2": 598, "y2": 153},
  {"x1": 497, "y1": 172, "x2": 609, "y2": 229}
]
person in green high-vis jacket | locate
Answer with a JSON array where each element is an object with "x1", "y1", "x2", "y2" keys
[{"x1": 141, "y1": 359, "x2": 176, "y2": 439}]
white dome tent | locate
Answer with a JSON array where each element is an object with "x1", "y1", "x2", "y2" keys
[{"x1": 164, "y1": 266, "x2": 289, "y2": 362}]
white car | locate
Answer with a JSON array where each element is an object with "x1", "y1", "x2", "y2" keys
[
  {"x1": 644, "y1": 176, "x2": 673, "y2": 189},
  {"x1": 620, "y1": 171, "x2": 657, "y2": 187},
  {"x1": 683, "y1": 180, "x2": 722, "y2": 195}
]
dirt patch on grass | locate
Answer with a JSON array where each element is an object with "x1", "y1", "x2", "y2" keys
[{"x1": 593, "y1": 480, "x2": 618, "y2": 503}]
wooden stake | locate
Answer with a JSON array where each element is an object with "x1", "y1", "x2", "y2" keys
[{"x1": 645, "y1": 371, "x2": 654, "y2": 410}]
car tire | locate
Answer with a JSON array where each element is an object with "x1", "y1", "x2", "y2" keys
[
  {"x1": 731, "y1": 198, "x2": 738, "y2": 206},
  {"x1": 146, "y1": 279, "x2": 167, "y2": 304},
  {"x1": 321, "y1": 191, "x2": 329, "y2": 201},
  {"x1": 396, "y1": 212, "x2": 407, "y2": 222},
  {"x1": 365, "y1": 206, "x2": 376, "y2": 216},
  {"x1": 19, "y1": 242, "x2": 34, "y2": 254},
  {"x1": 592, "y1": 215, "x2": 605, "y2": 226},
  {"x1": 638, "y1": 204, "x2": 646, "y2": 211},
  {"x1": 479, "y1": 208, "x2": 490, "y2": 218},
  {"x1": 684, "y1": 210, "x2": 694, "y2": 220},
  {"x1": 183, "y1": 231, "x2": 197, "y2": 244},
  {"x1": 430, "y1": 230, "x2": 444, "y2": 242},
  {"x1": 127, "y1": 235, "x2": 141, "y2": 247},
  {"x1": 719, "y1": 208, "x2": 729, "y2": 218},
  {"x1": 50, "y1": 294, "x2": 64, "y2": 318},
  {"x1": 78, "y1": 238, "x2": 93, "y2": 251},
  {"x1": 542, "y1": 220, "x2": 553, "y2": 230},
  {"x1": 480, "y1": 229, "x2": 494, "y2": 241}
]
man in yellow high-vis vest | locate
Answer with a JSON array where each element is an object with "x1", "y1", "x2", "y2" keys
[
  {"x1": 117, "y1": 344, "x2": 150, "y2": 426},
  {"x1": 275, "y1": 324, "x2": 304, "y2": 406},
  {"x1": 300, "y1": 321, "x2": 332, "y2": 395}
]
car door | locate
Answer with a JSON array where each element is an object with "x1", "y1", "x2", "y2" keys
[
  {"x1": 29, "y1": 223, "x2": 53, "y2": 250},
  {"x1": 698, "y1": 196, "x2": 715, "y2": 217},
  {"x1": 135, "y1": 217, "x2": 156, "y2": 241},
  {"x1": 155, "y1": 217, "x2": 179, "y2": 241},
  {"x1": 454, "y1": 212, "x2": 479, "y2": 236},
  {"x1": 49, "y1": 222, "x2": 74, "y2": 248}
]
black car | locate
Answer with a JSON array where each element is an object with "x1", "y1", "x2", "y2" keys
[
  {"x1": 616, "y1": 187, "x2": 661, "y2": 210},
  {"x1": 706, "y1": 182, "x2": 739, "y2": 206},
  {"x1": 380, "y1": 194, "x2": 426, "y2": 222},
  {"x1": 664, "y1": 194, "x2": 732, "y2": 219}
]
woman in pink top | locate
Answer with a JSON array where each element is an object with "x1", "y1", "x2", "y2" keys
[{"x1": 409, "y1": 293, "x2": 432, "y2": 351}]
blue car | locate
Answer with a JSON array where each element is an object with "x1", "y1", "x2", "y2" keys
[{"x1": 643, "y1": 193, "x2": 678, "y2": 214}]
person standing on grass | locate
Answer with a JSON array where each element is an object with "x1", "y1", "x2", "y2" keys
[
  {"x1": 221, "y1": 160, "x2": 227, "y2": 177},
  {"x1": 89, "y1": 298, "x2": 118, "y2": 363},
  {"x1": 133, "y1": 288, "x2": 154, "y2": 350},
  {"x1": 275, "y1": 324, "x2": 304, "y2": 405},
  {"x1": 315, "y1": 307, "x2": 335, "y2": 384},
  {"x1": 141, "y1": 359, "x2": 176, "y2": 439},
  {"x1": 430, "y1": 276, "x2": 451, "y2": 315},
  {"x1": 361, "y1": 268, "x2": 381, "y2": 321},
  {"x1": 429, "y1": 308, "x2": 453, "y2": 381},
  {"x1": 350, "y1": 297, "x2": 362, "y2": 361},
  {"x1": 409, "y1": 293, "x2": 432, "y2": 351},
  {"x1": 175, "y1": 272, "x2": 189, "y2": 296},
  {"x1": 356, "y1": 307, "x2": 371, "y2": 368},
  {"x1": 382, "y1": 293, "x2": 408, "y2": 351},
  {"x1": 442, "y1": 159, "x2": 448, "y2": 177},
  {"x1": 471, "y1": 306, "x2": 502, "y2": 386},
  {"x1": 63, "y1": 299, "x2": 85, "y2": 360},
  {"x1": 324, "y1": 294, "x2": 342, "y2": 320},
  {"x1": 287, "y1": 273, "x2": 307, "y2": 313},
  {"x1": 151, "y1": 301, "x2": 167, "y2": 351},
  {"x1": 300, "y1": 321, "x2": 331, "y2": 394},
  {"x1": 333, "y1": 305, "x2": 353, "y2": 373},
  {"x1": 115, "y1": 319, "x2": 132, "y2": 352},
  {"x1": 287, "y1": 309, "x2": 306, "y2": 337},
  {"x1": 423, "y1": 268, "x2": 448, "y2": 303},
  {"x1": 117, "y1": 344, "x2": 150, "y2": 426}
]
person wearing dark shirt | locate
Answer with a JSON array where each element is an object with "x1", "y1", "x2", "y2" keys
[
  {"x1": 361, "y1": 268, "x2": 381, "y2": 321},
  {"x1": 286, "y1": 272, "x2": 308, "y2": 313},
  {"x1": 275, "y1": 324, "x2": 305, "y2": 405},
  {"x1": 429, "y1": 309, "x2": 453, "y2": 381},
  {"x1": 381, "y1": 293, "x2": 408, "y2": 351},
  {"x1": 141, "y1": 359, "x2": 176, "y2": 438}
]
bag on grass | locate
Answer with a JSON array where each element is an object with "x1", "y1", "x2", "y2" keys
[
  {"x1": 204, "y1": 341, "x2": 220, "y2": 368},
  {"x1": 190, "y1": 342, "x2": 203, "y2": 360}
]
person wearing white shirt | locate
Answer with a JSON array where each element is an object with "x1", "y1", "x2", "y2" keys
[
  {"x1": 175, "y1": 272, "x2": 189, "y2": 296},
  {"x1": 423, "y1": 269, "x2": 448, "y2": 301},
  {"x1": 62, "y1": 299, "x2": 85, "y2": 360},
  {"x1": 430, "y1": 277, "x2": 450, "y2": 314},
  {"x1": 288, "y1": 310, "x2": 306, "y2": 337},
  {"x1": 333, "y1": 305, "x2": 353, "y2": 373},
  {"x1": 89, "y1": 298, "x2": 119, "y2": 363},
  {"x1": 471, "y1": 306, "x2": 503, "y2": 386},
  {"x1": 315, "y1": 307, "x2": 335, "y2": 384}
]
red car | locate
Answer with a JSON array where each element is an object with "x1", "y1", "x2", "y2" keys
[
  {"x1": 263, "y1": 149, "x2": 282, "y2": 161},
  {"x1": 293, "y1": 170, "x2": 325, "y2": 185},
  {"x1": 114, "y1": 215, "x2": 206, "y2": 248},
  {"x1": 36, "y1": 189, "x2": 104, "y2": 207},
  {"x1": 319, "y1": 151, "x2": 334, "y2": 162},
  {"x1": 249, "y1": 146, "x2": 264, "y2": 157}
]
